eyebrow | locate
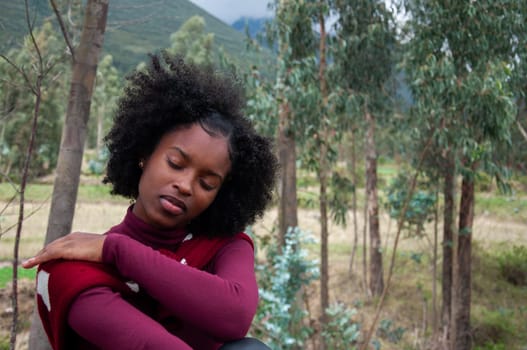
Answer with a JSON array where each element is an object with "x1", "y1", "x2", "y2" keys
[{"x1": 172, "y1": 146, "x2": 224, "y2": 182}]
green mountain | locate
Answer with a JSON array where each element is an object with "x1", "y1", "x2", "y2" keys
[{"x1": 1, "y1": 0, "x2": 274, "y2": 75}]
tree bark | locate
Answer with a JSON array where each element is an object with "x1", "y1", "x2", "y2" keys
[
  {"x1": 277, "y1": 100, "x2": 298, "y2": 247},
  {"x1": 317, "y1": 14, "x2": 330, "y2": 350},
  {"x1": 29, "y1": 1, "x2": 109, "y2": 349},
  {"x1": 452, "y1": 169, "x2": 475, "y2": 350},
  {"x1": 349, "y1": 127, "x2": 359, "y2": 277},
  {"x1": 365, "y1": 107, "x2": 384, "y2": 296},
  {"x1": 441, "y1": 150, "x2": 455, "y2": 339}
]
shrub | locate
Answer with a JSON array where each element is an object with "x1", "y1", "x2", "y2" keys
[
  {"x1": 376, "y1": 318, "x2": 405, "y2": 344},
  {"x1": 472, "y1": 308, "x2": 516, "y2": 347},
  {"x1": 495, "y1": 245, "x2": 527, "y2": 286},
  {"x1": 252, "y1": 227, "x2": 319, "y2": 349},
  {"x1": 384, "y1": 172, "x2": 437, "y2": 237},
  {"x1": 322, "y1": 302, "x2": 361, "y2": 350}
]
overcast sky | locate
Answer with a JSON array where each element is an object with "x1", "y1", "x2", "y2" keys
[{"x1": 188, "y1": 0, "x2": 273, "y2": 24}]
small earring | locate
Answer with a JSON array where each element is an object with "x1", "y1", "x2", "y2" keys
[{"x1": 139, "y1": 161, "x2": 144, "y2": 169}]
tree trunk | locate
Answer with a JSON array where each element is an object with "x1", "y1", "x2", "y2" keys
[
  {"x1": 277, "y1": 100, "x2": 298, "y2": 247},
  {"x1": 317, "y1": 13, "x2": 330, "y2": 350},
  {"x1": 432, "y1": 185, "x2": 439, "y2": 335},
  {"x1": 452, "y1": 170, "x2": 475, "y2": 350},
  {"x1": 365, "y1": 108, "x2": 383, "y2": 296},
  {"x1": 29, "y1": 1, "x2": 109, "y2": 349},
  {"x1": 441, "y1": 150, "x2": 455, "y2": 339},
  {"x1": 349, "y1": 127, "x2": 359, "y2": 277}
]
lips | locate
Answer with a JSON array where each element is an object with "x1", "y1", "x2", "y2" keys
[{"x1": 160, "y1": 195, "x2": 187, "y2": 215}]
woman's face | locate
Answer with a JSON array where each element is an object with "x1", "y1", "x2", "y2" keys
[{"x1": 133, "y1": 123, "x2": 231, "y2": 230}]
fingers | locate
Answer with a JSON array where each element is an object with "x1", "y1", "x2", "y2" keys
[
  {"x1": 21, "y1": 257, "x2": 38, "y2": 269},
  {"x1": 21, "y1": 232, "x2": 105, "y2": 269},
  {"x1": 22, "y1": 240, "x2": 63, "y2": 268}
]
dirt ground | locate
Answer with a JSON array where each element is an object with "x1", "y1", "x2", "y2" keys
[{"x1": 1, "y1": 201, "x2": 526, "y2": 348}]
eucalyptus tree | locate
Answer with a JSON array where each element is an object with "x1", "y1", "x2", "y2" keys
[
  {"x1": 331, "y1": 0, "x2": 397, "y2": 297},
  {"x1": 168, "y1": 15, "x2": 215, "y2": 67},
  {"x1": 402, "y1": 1, "x2": 523, "y2": 348},
  {"x1": 271, "y1": 0, "x2": 317, "y2": 246},
  {"x1": 288, "y1": 1, "x2": 336, "y2": 343}
]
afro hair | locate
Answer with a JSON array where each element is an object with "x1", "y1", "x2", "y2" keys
[{"x1": 103, "y1": 52, "x2": 278, "y2": 237}]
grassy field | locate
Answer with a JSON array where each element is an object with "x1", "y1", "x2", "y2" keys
[{"x1": 0, "y1": 178, "x2": 526, "y2": 349}]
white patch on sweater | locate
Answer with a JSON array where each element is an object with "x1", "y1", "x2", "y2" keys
[
  {"x1": 125, "y1": 281, "x2": 140, "y2": 293},
  {"x1": 37, "y1": 270, "x2": 51, "y2": 312}
]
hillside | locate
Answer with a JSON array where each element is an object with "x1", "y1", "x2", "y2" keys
[
  {"x1": 0, "y1": 0, "x2": 274, "y2": 75},
  {"x1": 232, "y1": 16, "x2": 271, "y2": 38}
]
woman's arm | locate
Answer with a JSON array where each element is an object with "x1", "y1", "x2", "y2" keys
[
  {"x1": 102, "y1": 233, "x2": 258, "y2": 341},
  {"x1": 68, "y1": 286, "x2": 192, "y2": 350}
]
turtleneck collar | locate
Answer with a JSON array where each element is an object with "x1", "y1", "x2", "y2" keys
[{"x1": 107, "y1": 206, "x2": 188, "y2": 250}]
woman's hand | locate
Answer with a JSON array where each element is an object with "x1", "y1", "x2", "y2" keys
[{"x1": 22, "y1": 232, "x2": 106, "y2": 269}]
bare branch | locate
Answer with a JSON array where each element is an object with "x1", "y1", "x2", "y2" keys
[
  {"x1": 49, "y1": 0, "x2": 76, "y2": 61},
  {"x1": 25, "y1": 0, "x2": 43, "y2": 72},
  {"x1": 0, "y1": 197, "x2": 50, "y2": 238}
]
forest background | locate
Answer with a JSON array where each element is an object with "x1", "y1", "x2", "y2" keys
[{"x1": 0, "y1": 1, "x2": 526, "y2": 350}]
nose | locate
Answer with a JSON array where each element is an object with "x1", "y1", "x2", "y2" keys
[{"x1": 173, "y1": 170, "x2": 192, "y2": 196}]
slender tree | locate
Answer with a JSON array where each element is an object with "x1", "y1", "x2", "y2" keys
[
  {"x1": 29, "y1": 1, "x2": 109, "y2": 349},
  {"x1": 403, "y1": 1, "x2": 523, "y2": 348},
  {"x1": 272, "y1": 0, "x2": 316, "y2": 245},
  {"x1": 0, "y1": 5, "x2": 64, "y2": 349},
  {"x1": 331, "y1": 0, "x2": 397, "y2": 297}
]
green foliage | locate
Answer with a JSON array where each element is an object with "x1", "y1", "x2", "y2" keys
[
  {"x1": 2, "y1": 1, "x2": 275, "y2": 75},
  {"x1": 384, "y1": 172, "x2": 436, "y2": 236},
  {"x1": 474, "y1": 343, "x2": 506, "y2": 350},
  {"x1": 168, "y1": 16, "x2": 215, "y2": 67},
  {"x1": 328, "y1": 171, "x2": 355, "y2": 226},
  {"x1": 87, "y1": 54, "x2": 122, "y2": 151},
  {"x1": 253, "y1": 227, "x2": 319, "y2": 349},
  {"x1": 495, "y1": 245, "x2": 527, "y2": 286},
  {"x1": 0, "y1": 337, "x2": 8, "y2": 350},
  {"x1": 321, "y1": 302, "x2": 361, "y2": 350},
  {"x1": 87, "y1": 148, "x2": 109, "y2": 176},
  {"x1": 376, "y1": 319, "x2": 405, "y2": 344},
  {"x1": 0, "y1": 21, "x2": 68, "y2": 182},
  {"x1": 472, "y1": 308, "x2": 517, "y2": 348},
  {"x1": 402, "y1": 0, "x2": 522, "y2": 188}
]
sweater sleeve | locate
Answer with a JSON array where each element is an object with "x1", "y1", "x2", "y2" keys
[
  {"x1": 68, "y1": 286, "x2": 193, "y2": 350},
  {"x1": 102, "y1": 233, "x2": 258, "y2": 341}
]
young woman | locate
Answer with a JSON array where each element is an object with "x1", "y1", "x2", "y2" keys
[{"x1": 23, "y1": 53, "x2": 278, "y2": 350}]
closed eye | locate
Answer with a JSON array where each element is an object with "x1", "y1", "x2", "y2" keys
[
  {"x1": 166, "y1": 157, "x2": 183, "y2": 170},
  {"x1": 200, "y1": 179, "x2": 216, "y2": 191}
]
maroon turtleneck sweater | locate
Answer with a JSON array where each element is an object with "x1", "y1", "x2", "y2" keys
[{"x1": 65, "y1": 207, "x2": 258, "y2": 350}]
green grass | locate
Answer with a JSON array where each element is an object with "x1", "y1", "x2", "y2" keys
[
  {"x1": 0, "y1": 182, "x2": 127, "y2": 203},
  {"x1": 476, "y1": 194, "x2": 527, "y2": 221},
  {"x1": 0, "y1": 266, "x2": 36, "y2": 289}
]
